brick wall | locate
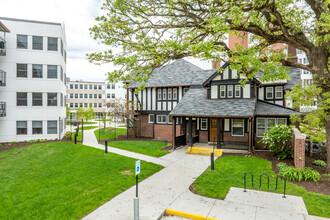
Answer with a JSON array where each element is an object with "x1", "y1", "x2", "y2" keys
[
  {"x1": 293, "y1": 128, "x2": 306, "y2": 169},
  {"x1": 199, "y1": 131, "x2": 208, "y2": 143},
  {"x1": 154, "y1": 124, "x2": 181, "y2": 140},
  {"x1": 223, "y1": 132, "x2": 248, "y2": 141},
  {"x1": 255, "y1": 137, "x2": 264, "y2": 149}
]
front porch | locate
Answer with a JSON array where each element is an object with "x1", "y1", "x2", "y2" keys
[
  {"x1": 186, "y1": 142, "x2": 249, "y2": 153},
  {"x1": 171, "y1": 116, "x2": 254, "y2": 152}
]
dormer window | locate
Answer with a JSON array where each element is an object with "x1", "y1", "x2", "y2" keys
[
  {"x1": 173, "y1": 88, "x2": 177, "y2": 99},
  {"x1": 275, "y1": 86, "x2": 283, "y2": 99},
  {"x1": 220, "y1": 85, "x2": 226, "y2": 98},
  {"x1": 227, "y1": 85, "x2": 233, "y2": 98},
  {"x1": 163, "y1": 89, "x2": 167, "y2": 100},
  {"x1": 168, "y1": 88, "x2": 172, "y2": 100},
  {"x1": 266, "y1": 87, "x2": 273, "y2": 99},
  {"x1": 157, "y1": 89, "x2": 162, "y2": 100},
  {"x1": 235, "y1": 85, "x2": 240, "y2": 97},
  {"x1": 183, "y1": 87, "x2": 189, "y2": 96}
]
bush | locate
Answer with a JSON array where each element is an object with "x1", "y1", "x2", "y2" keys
[
  {"x1": 259, "y1": 124, "x2": 294, "y2": 159},
  {"x1": 312, "y1": 160, "x2": 327, "y2": 167},
  {"x1": 64, "y1": 132, "x2": 72, "y2": 140},
  {"x1": 279, "y1": 165, "x2": 320, "y2": 182}
]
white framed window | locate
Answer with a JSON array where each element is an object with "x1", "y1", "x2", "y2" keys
[
  {"x1": 267, "y1": 118, "x2": 276, "y2": 130},
  {"x1": 47, "y1": 121, "x2": 57, "y2": 134},
  {"x1": 220, "y1": 85, "x2": 226, "y2": 98},
  {"x1": 168, "y1": 88, "x2": 172, "y2": 100},
  {"x1": 266, "y1": 87, "x2": 273, "y2": 99},
  {"x1": 173, "y1": 88, "x2": 177, "y2": 99},
  {"x1": 148, "y1": 114, "x2": 154, "y2": 123},
  {"x1": 275, "y1": 86, "x2": 283, "y2": 99},
  {"x1": 235, "y1": 85, "x2": 241, "y2": 97},
  {"x1": 227, "y1": 85, "x2": 233, "y2": 98},
  {"x1": 162, "y1": 89, "x2": 167, "y2": 100},
  {"x1": 231, "y1": 119, "x2": 244, "y2": 136},
  {"x1": 277, "y1": 118, "x2": 287, "y2": 125},
  {"x1": 257, "y1": 118, "x2": 266, "y2": 137},
  {"x1": 201, "y1": 118, "x2": 208, "y2": 130},
  {"x1": 156, "y1": 115, "x2": 167, "y2": 124},
  {"x1": 168, "y1": 117, "x2": 173, "y2": 124}
]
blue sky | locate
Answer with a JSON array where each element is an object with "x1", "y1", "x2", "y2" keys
[{"x1": 1, "y1": 0, "x2": 211, "y2": 82}]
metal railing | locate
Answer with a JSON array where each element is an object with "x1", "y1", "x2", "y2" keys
[
  {"x1": 0, "y1": 36, "x2": 6, "y2": 56},
  {"x1": 0, "y1": 69, "x2": 6, "y2": 86},
  {"x1": 0, "y1": 102, "x2": 6, "y2": 117},
  {"x1": 244, "y1": 172, "x2": 287, "y2": 198}
]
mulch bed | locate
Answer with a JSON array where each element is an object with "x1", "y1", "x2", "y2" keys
[
  {"x1": 223, "y1": 151, "x2": 330, "y2": 195},
  {"x1": 0, "y1": 139, "x2": 75, "y2": 153}
]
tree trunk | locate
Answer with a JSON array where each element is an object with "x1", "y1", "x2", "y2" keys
[{"x1": 325, "y1": 117, "x2": 330, "y2": 173}]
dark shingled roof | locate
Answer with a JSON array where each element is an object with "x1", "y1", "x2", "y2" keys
[
  {"x1": 255, "y1": 100, "x2": 297, "y2": 116},
  {"x1": 129, "y1": 59, "x2": 215, "y2": 88},
  {"x1": 169, "y1": 87, "x2": 256, "y2": 117},
  {"x1": 285, "y1": 68, "x2": 301, "y2": 90}
]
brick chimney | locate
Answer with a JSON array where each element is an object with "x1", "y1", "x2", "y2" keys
[
  {"x1": 212, "y1": 60, "x2": 221, "y2": 69},
  {"x1": 229, "y1": 31, "x2": 249, "y2": 50}
]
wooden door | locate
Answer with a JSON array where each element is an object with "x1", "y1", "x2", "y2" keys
[{"x1": 210, "y1": 118, "x2": 217, "y2": 142}]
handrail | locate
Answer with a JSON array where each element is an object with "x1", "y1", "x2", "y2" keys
[{"x1": 244, "y1": 172, "x2": 287, "y2": 198}]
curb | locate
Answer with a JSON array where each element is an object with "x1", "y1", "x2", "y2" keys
[{"x1": 166, "y1": 208, "x2": 220, "y2": 220}]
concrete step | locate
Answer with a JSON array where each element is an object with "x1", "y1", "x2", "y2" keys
[{"x1": 186, "y1": 147, "x2": 223, "y2": 157}]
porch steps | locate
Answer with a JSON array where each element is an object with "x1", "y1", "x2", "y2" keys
[{"x1": 186, "y1": 147, "x2": 223, "y2": 157}]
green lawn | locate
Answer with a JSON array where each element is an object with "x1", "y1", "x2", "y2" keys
[
  {"x1": 94, "y1": 127, "x2": 127, "y2": 140},
  {"x1": 0, "y1": 142, "x2": 163, "y2": 219},
  {"x1": 71, "y1": 131, "x2": 82, "y2": 141},
  {"x1": 82, "y1": 126, "x2": 98, "y2": 130},
  {"x1": 192, "y1": 156, "x2": 330, "y2": 218},
  {"x1": 66, "y1": 121, "x2": 97, "y2": 125},
  {"x1": 109, "y1": 141, "x2": 170, "y2": 157}
]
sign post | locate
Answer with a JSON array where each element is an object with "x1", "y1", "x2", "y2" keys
[{"x1": 134, "y1": 160, "x2": 140, "y2": 220}]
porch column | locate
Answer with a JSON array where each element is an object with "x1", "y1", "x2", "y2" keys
[
  {"x1": 172, "y1": 116, "x2": 176, "y2": 149},
  {"x1": 188, "y1": 117, "x2": 192, "y2": 146},
  {"x1": 217, "y1": 118, "x2": 221, "y2": 148},
  {"x1": 249, "y1": 117, "x2": 252, "y2": 152}
]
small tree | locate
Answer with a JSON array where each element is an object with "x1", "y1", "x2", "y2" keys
[
  {"x1": 260, "y1": 124, "x2": 294, "y2": 160},
  {"x1": 66, "y1": 104, "x2": 70, "y2": 119},
  {"x1": 76, "y1": 107, "x2": 85, "y2": 121},
  {"x1": 84, "y1": 104, "x2": 95, "y2": 122}
]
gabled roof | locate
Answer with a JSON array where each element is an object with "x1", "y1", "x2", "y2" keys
[
  {"x1": 129, "y1": 59, "x2": 213, "y2": 88},
  {"x1": 255, "y1": 100, "x2": 297, "y2": 116},
  {"x1": 202, "y1": 62, "x2": 230, "y2": 87},
  {"x1": 169, "y1": 87, "x2": 256, "y2": 117}
]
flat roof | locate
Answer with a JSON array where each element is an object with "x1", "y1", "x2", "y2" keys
[{"x1": 0, "y1": 17, "x2": 62, "y2": 26}]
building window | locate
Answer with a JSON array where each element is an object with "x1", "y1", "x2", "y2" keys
[
  {"x1": 107, "y1": 84, "x2": 110, "y2": 89},
  {"x1": 163, "y1": 89, "x2": 167, "y2": 100},
  {"x1": 168, "y1": 88, "x2": 172, "y2": 100},
  {"x1": 107, "y1": 93, "x2": 110, "y2": 99},
  {"x1": 235, "y1": 85, "x2": 240, "y2": 97},
  {"x1": 47, "y1": 121, "x2": 57, "y2": 134},
  {"x1": 32, "y1": 64, "x2": 43, "y2": 78},
  {"x1": 112, "y1": 84, "x2": 115, "y2": 89},
  {"x1": 47, "y1": 93, "x2": 57, "y2": 106},
  {"x1": 75, "y1": 103, "x2": 78, "y2": 108},
  {"x1": 183, "y1": 88, "x2": 189, "y2": 96},
  {"x1": 275, "y1": 86, "x2": 283, "y2": 99},
  {"x1": 32, "y1": 93, "x2": 43, "y2": 106},
  {"x1": 231, "y1": 119, "x2": 244, "y2": 136},
  {"x1": 148, "y1": 114, "x2": 154, "y2": 123},
  {"x1": 70, "y1": 103, "x2": 73, "y2": 107},
  {"x1": 112, "y1": 94, "x2": 115, "y2": 98},
  {"x1": 98, "y1": 85, "x2": 102, "y2": 90},
  {"x1": 89, "y1": 94, "x2": 92, "y2": 99},
  {"x1": 17, "y1": 121, "x2": 27, "y2": 135},
  {"x1": 94, "y1": 103, "x2": 97, "y2": 108},
  {"x1": 17, "y1": 92, "x2": 27, "y2": 106},
  {"x1": 47, "y1": 65, "x2": 57, "y2": 79},
  {"x1": 48, "y1": 37, "x2": 58, "y2": 51},
  {"x1": 79, "y1": 94, "x2": 83, "y2": 99},
  {"x1": 201, "y1": 118, "x2": 208, "y2": 130},
  {"x1": 157, "y1": 89, "x2": 162, "y2": 100},
  {"x1": 79, "y1": 84, "x2": 83, "y2": 90},
  {"x1": 32, "y1": 36, "x2": 43, "y2": 50},
  {"x1": 156, "y1": 115, "x2": 167, "y2": 124},
  {"x1": 70, "y1": 84, "x2": 73, "y2": 89},
  {"x1": 277, "y1": 118, "x2": 287, "y2": 124},
  {"x1": 84, "y1": 94, "x2": 87, "y2": 99},
  {"x1": 97, "y1": 94, "x2": 101, "y2": 99},
  {"x1": 70, "y1": 93, "x2": 73, "y2": 98},
  {"x1": 267, "y1": 118, "x2": 276, "y2": 130},
  {"x1": 84, "y1": 85, "x2": 88, "y2": 90},
  {"x1": 94, "y1": 85, "x2": 97, "y2": 90},
  {"x1": 266, "y1": 87, "x2": 273, "y2": 99},
  {"x1": 73, "y1": 84, "x2": 78, "y2": 89},
  {"x1": 17, "y1": 35, "x2": 28, "y2": 49},
  {"x1": 256, "y1": 118, "x2": 266, "y2": 137},
  {"x1": 227, "y1": 85, "x2": 233, "y2": 98},
  {"x1": 17, "y1": 63, "x2": 27, "y2": 78},
  {"x1": 93, "y1": 94, "x2": 97, "y2": 99},
  {"x1": 84, "y1": 103, "x2": 88, "y2": 107},
  {"x1": 32, "y1": 121, "x2": 43, "y2": 134},
  {"x1": 220, "y1": 85, "x2": 226, "y2": 98},
  {"x1": 75, "y1": 94, "x2": 78, "y2": 99},
  {"x1": 89, "y1": 85, "x2": 93, "y2": 90},
  {"x1": 173, "y1": 88, "x2": 177, "y2": 99}
]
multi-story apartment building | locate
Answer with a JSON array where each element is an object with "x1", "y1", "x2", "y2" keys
[
  {"x1": 66, "y1": 79, "x2": 126, "y2": 118},
  {"x1": 0, "y1": 17, "x2": 67, "y2": 143}
]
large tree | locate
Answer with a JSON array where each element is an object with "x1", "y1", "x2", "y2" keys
[{"x1": 89, "y1": 0, "x2": 330, "y2": 171}]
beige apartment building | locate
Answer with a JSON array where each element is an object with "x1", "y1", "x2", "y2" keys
[{"x1": 66, "y1": 79, "x2": 105, "y2": 118}]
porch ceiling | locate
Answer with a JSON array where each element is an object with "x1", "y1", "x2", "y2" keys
[{"x1": 169, "y1": 87, "x2": 256, "y2": 117}]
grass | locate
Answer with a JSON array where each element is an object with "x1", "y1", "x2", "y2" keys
[
  {"x1": 109, "y1": 141, "x2": 170, "y2": 157},
  {"x1": 94, "y1": 127, "x2": 127, "y2": 140},
  {"x1": 192, "y1": 156, "x2": 330, "y2": 218},
  {"x1": 82, "y1": 126, "x2": 98, "y2": 130},
  {"x1": 71, "y1": 132, "x2": 82, "y2": 141},
  {"x1": 0, "y1": 142, "x2": 163, "y2": 219},
  {"x1": 66, "y1": 121, "x2": 97, "y2": 125}
]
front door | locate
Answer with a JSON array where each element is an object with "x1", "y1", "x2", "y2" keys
[{"x1": 210, "y1": 118, "x2": 217, "y2": 142}]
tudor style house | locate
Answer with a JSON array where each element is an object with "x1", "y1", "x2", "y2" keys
[{"x1": 127, "y1": 58, "x2": 300, "y2": 152}]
